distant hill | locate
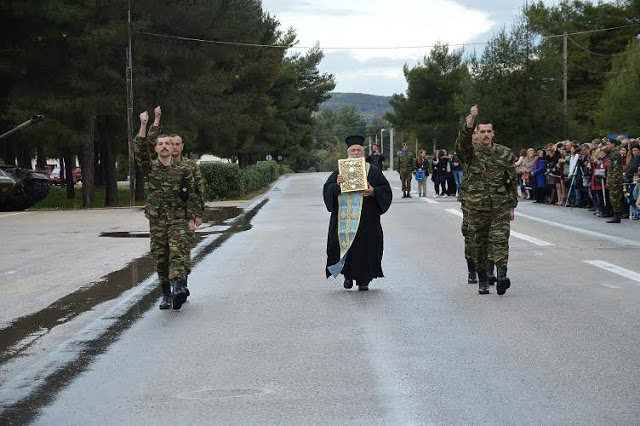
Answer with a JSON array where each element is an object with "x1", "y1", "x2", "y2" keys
[{"x1": 320, "y1": 92, "x2": 393, "y2": 121}]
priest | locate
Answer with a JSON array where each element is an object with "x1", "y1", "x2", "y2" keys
[{"x1": 323, "y1": 135, "x2": 393, "y2": 291}]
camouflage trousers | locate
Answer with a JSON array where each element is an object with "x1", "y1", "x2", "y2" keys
[
  {"x1": 609, "y1": 180, "x2": 624, "y2": 214},
  {"x1": 400, "y1": 173, "x2": 412, "y2": 192},
  {"x1": 461, "y1": 205, "x2": 473, "y2": 260},
  {"x1": 149, "y1": 218, "x2": 192, "y2": 284},
  {"x1": 468, "y1": 207, "x2": 511, "y2": 268}
]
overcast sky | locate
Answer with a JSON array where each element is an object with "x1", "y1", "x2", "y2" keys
[{"x1": 261, "y1": 0, "x2": 563, "y2": 96}]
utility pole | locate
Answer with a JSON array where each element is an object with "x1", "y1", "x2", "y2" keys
[
  {"x1": 563, "y1": 31, "x2": 568, "y2": 115},
  {"x1": 389, "y1": 128, "x2": 394, "y2": 171},
  {"x1": 380, "y1": 128, "x2": 386, "y2": 155},
  {"x1": 126, "y1": 0, "x2": 135, "y2": 207}
]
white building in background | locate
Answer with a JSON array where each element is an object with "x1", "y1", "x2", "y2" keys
[{"x1": 197, "y1": 154, "x2": 233, "y2": 164}]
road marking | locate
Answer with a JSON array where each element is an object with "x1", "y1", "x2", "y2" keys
[
  {"x1": 517, "y1": 212, "x2": 640, "y2": 248},
  {"x1": 0, "y1": 212, "x2": 26, "y2": 218},
  {"x1": 600, "y1": 284, "x2": 621, "y2": 289},
  {"x1": 445, "y1": 209, "x2": 554, "y2": 246},
  {"x1": 584, "y1": 260, "x2": 640, "y2": 283}
]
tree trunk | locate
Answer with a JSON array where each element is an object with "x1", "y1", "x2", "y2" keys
[
  {"x1": 102, "y1": 122, "x2": 118, "y2": 206},
  {"x1": 80, "y1": 115, "x2": 96, "y2": 208},
  {"x1": 36, "y1": 141, "x2": 46, "y2": 170},
  {"x1": 135, "y1": 166, "x2": 145, "y2": 202},
  {"x1": 63, "y1": 147, "x2": 75, "y2": 199}
]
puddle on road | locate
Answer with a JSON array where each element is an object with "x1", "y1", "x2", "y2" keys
[{"x1": 0, "y1": 200, "x2": 267, "y2": 425}]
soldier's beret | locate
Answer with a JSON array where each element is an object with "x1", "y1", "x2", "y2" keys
[{"x1": 345, "y1": 135, "x2": 365, "y2": 147}]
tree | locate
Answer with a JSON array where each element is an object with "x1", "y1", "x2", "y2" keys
[{"x1": 595, "y1": 38, "x2": 640, "y2": 135}]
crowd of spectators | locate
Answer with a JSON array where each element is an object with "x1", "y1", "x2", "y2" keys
[{"x1": 515, "y1": 135, "x2": 640, "y2": 221}]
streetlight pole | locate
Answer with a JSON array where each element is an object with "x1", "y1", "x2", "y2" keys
[
  {"x1": 389, "y1": 128, "x2": 394, "y2": 171},
  {"x1": 380, "y1": 128, "x2": 386, "y2": 155}
]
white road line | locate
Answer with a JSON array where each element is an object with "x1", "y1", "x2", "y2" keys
[
  {"x1": 584, "y1": 260, "x2": 640, "y2": 284},
  {"x1": 445, "y1": 209, "x2": 554, "y2": 246},
  {"x1": 0, "y1": 212, "x2": 26, "y2": 218},
  {"x1": 517, "y1": 211, "x2": 640, "y2": 248},
  {"x1": 600, "y1": 284, "x2": 621, "y2": 290}
]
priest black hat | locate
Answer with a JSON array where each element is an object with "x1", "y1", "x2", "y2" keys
[{"x1": 345, "y1": 135, "x2": 365, "y2": 147}]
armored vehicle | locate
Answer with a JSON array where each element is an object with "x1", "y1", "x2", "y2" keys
[{"x1": 0, "y1": 115, "x2": 50, "y2": 211}]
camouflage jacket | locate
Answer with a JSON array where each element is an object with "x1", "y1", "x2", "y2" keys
[
  {"x1": 455, "y1": 126, "x2": 518, "y2": 210},
  {"x1": 176, "y1": 157, "x2": 206, "y2": 216},
  {"x1": 133, "y1": 126, "x2": 200, "y2": 222},
  {"x1": 606, "y1": 148, "x2": 623, "y2": 185},
  {"x1": 398, "y1": 151, "x2": 416, "y2": 174}
]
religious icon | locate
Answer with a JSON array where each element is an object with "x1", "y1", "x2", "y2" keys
[{"x1": 338, "y1": 157, "x2": 367, "y2": 192}]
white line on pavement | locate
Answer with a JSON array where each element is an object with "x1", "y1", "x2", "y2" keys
[
  {"x1": 0, "y1": 212, "x2": 26, "y2": 218},
  {"x1": 600, "y1": 284, "x2": 621, "y2": 289},
  {"x1": 445, "y1": 209, "x2": 554, "y2": 246},
  {"x1": 517, "y1": 212, "x2": 640, "y2": 248},
  {"x1": 583, "y1": 260, "x2": 640, "y2": 284}
]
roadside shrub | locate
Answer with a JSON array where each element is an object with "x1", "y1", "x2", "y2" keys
[
  {"x1": 199, "y1": 161, "x2": 284, "y2": 200},
  {"x1": 199, "y1": 163, "x2": 245, "y2": 200}
]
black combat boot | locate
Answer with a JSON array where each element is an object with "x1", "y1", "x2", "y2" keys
[
  {"x1": 159, "y1": 282, "x2": 172, "y2": 310},
  {"x1": 406, "y1": 191, "x2": 412, "y2": 198},
  {"x1": 402, "y1": 191, "x2": 407, "y2": 198},
  {"x1": 343, "y1": 278, "x2": 353, "y2": 289},
  {"x1": 477, "y1": 270, "x2": 489, "y2": 295},
  {"x1": 486, "y1": 260, "x2": 496, "y2": 286},
  {"x1": 171, "y1": 279, "x2": 188, "y2": 310},
  {"x1": 606, "y1": 213, "x2": 621, "y2": 223},
  {"x1": 184, "y1": 276, "x2": 190, "y2": 297},
  {"x1": 466, "y1": 258, "x2": 478, "y2": 284},
  {"x1": 496, "y1": 266, "x2": 511, "y2": 295}
]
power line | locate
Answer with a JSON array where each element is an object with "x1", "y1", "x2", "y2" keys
[
  {"x1": 568, "y1": 37, "x2": 629, "y2": 57},
  {"x1": 140, "y1": 23, "x2": 640, "y2": 51}
]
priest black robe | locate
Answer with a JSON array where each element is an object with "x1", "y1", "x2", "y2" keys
[{"x1": 323, "y1": 164, "x2": 393, "y2": 283}]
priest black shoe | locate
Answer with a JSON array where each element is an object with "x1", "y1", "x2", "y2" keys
[
  {"x1": 343, "y1": 278, "x2": 353, "y2": 289},
  {"x1": 159, "y1": 283, "x2": 172, "y2": 310},
  {"x1": 358, "y1": 284, "x2": 369, "y2": 291},
  {"x1": 496, "y1": 266, "x2": 511, "y2": 295},
  {"x1": 171, "y1": 279, "x2": 188, "y2": 310}
]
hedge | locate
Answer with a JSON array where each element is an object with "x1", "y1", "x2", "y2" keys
[{"x1": 199, "y1": 161, "x2": 285, "y2": 200}]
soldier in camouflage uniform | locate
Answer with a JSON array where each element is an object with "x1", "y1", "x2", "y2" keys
[
  {"x1": 605, "y1": 138, "x2": 624, "y2": 223},
  {"x1": 458, "y1": 129, "x2": 479, "y2": 285},
  {"x1": 134, "y1": 107, "x2": 201, "y2": 310},
  {"x1": 455, "y1": 105, "x2": 518, "y2": 295},
  {"x1": 170, "y1": 133, "x2": 206, "y2": 294},
  {"x1": 398, "y1": 143, "x2": 416, "y2": 198}
]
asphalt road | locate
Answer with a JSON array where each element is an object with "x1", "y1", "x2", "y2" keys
[{"x1": 2, "y1": 172, "x2": 640, "y2": 424}]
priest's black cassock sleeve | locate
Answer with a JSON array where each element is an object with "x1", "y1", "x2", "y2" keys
[{"x1": 323, "y1": 164, "x2": 393, "y2": 283}]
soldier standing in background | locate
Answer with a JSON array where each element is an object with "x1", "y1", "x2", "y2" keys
[
  {"x1": 170, "y1": 133, "x2": 206, "y2": 296},
  {"x1": 134, "y1": 107, "x2": 200, "y2": 310},
  {"x1": 455, "y1": 105, "x2": 518, "y2": 296},
  {"x1": 398, "y1": 143, "x2": 415, "y2": 198},
  {"x1": 605, "y1": 138, "x2": 624, "y2": 223}
]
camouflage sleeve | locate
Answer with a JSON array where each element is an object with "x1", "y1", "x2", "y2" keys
[
  {"x1": 192, "y1": 162, "x2": 205, "y2": 217},
  {"x1": 507, "y1": 150, "x2": 518, "y2": 208},
  {"x1": 146, "y1": 125, "x2": 160, "y2": 152},
  {"x1": 133, "y1": 134, "x2": 150, "y2": 175},
  {"x1": 455, "y1": 127, "x2": 474, "y2": 164},
  {"x1": 185, "y1": 169, "x2": 198, "y2": 220}
]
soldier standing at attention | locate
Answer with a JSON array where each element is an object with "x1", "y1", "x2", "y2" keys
[
  {"x1": 134, "y1": 107, "x2": 199, "y2": 310},
  {"x1": 605, "y1": 138, "x2": 624, "y2": 223},
  {"x1": 398, "y1": 143, "x2": 416, "y2": 198},
  {"x1": 455, "y1": 105, "x2": 518, "y2": 295}
]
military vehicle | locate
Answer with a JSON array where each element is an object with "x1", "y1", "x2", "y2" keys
[{"x1": 0, "y1": 115, "x2": 50, "y2": 211}]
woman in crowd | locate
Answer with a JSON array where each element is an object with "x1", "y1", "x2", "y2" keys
[
  {"x1": 532, "y1": 149, "x2": 547, "y2": 203},
  {"x1": 431, "y1": 150, "x2": 442, "y2": 196},
  {"x1": 415, "y1": 149, "x2": 429, "y2": 197},
  {"x1": 515, "y1": 149, "x2": 527, "y2": 198},
  {"x1": 555, "y1": 146, "x2": 569, "y2": 205},
  {"x1": 521, "y1": 148, "x2": 535, "y2": 199}
]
